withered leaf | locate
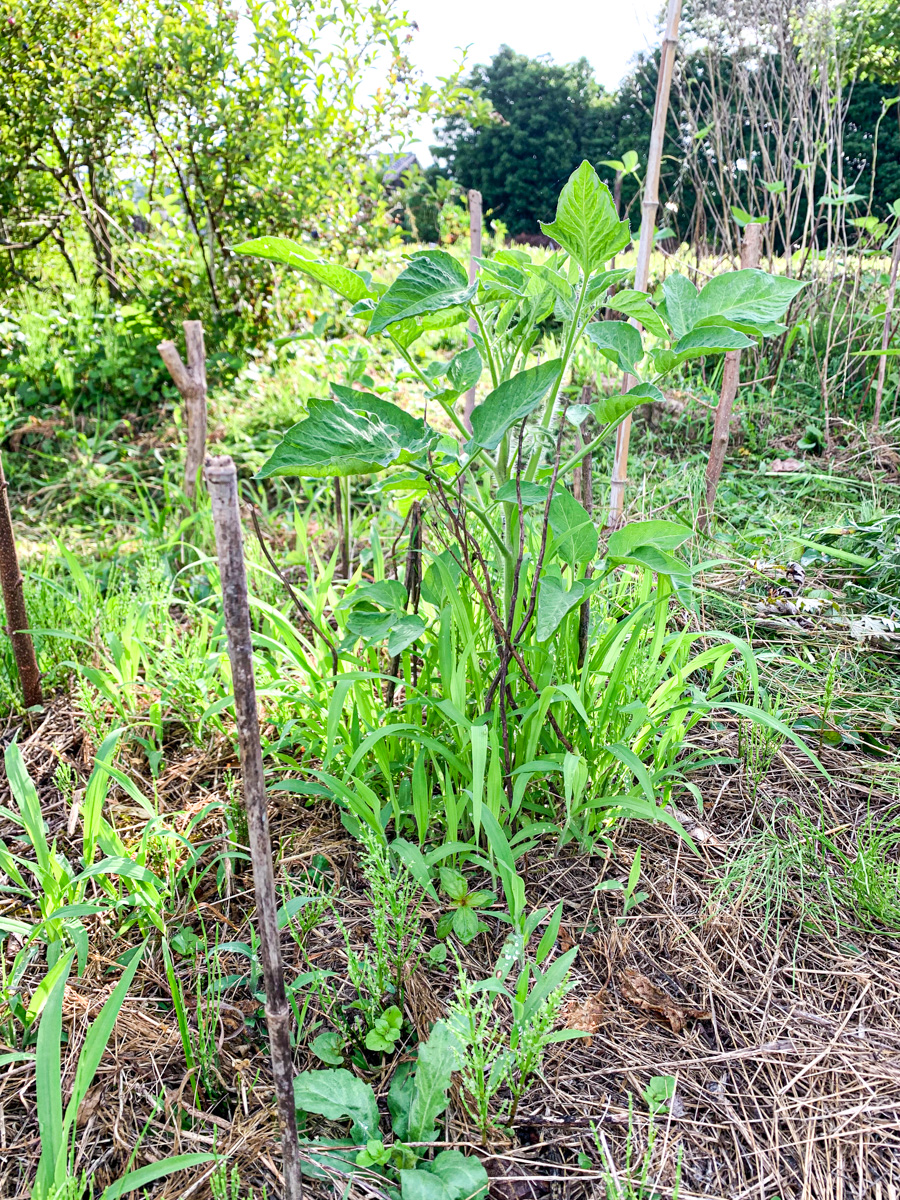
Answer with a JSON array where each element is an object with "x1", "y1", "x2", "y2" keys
[
  {"x1": 559, "y1": 994, "x2": 606, "y2": 1044},
  {"x1": 619, "y1": 968, "x2": 710, "y2": 1034}
]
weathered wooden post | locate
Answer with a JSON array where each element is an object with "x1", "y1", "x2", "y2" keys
[
  {"x1": 698, "y1": 222, "x2": 763, "y2": 531},
  {"x1": 463, "y1": 189, "x2": 483, "y2": 432},
  {"x1": 608, "y1": 0, "x2": 682, "y2": 526},
  {"x1": 204, "y1": 455, "x2": 303, "y2": 1200},
  {"x1": 158, "y1": 321, "x2": 208, "y2": 500},
  {"x1": 0, "y1": 453, "x2": 42, "y2": 709}
]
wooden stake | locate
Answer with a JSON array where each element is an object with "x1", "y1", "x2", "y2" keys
[
  {"x1": 203, "y1": 455, "x2": 303, "y2": 1200},
  {"x1": 0, "y1": 453, "x2": 42, "y2": 710},
  {"x1": 158, "y1": 321, "x2": 208, "y2": 500},
  {"x1": 873, "y1": 228, "x2": 900, "y2": 431},
  {"x1": 463, "y1": 189, "x2": 483, "y2": 433},
  {"x1": 698, "y1": 222, "x2": 763, "y2": 532},
  {"x1": 608, "y1": 0, "x2": 681, "y2": 527}
]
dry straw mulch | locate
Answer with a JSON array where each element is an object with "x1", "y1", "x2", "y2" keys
[{"x1": 2, "y1": 702, "x2": 900, "y2": 1199}]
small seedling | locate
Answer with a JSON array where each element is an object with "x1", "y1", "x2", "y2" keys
[
  {"x1": 365, "y1": 1005, "x2": 403, "y2": 1053},
  {"x1": 643, "y1": 1074, "x2": 676, "y2": 1115},
  {"x1": 436, "y1": 868, "x2": 496, "y2": 945}
]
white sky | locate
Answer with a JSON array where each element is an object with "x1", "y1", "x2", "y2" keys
[{"x1": 402, "y1": 0, "x2": 664, "y2": 158}]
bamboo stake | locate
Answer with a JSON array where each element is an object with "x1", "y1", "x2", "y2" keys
[
  {"x1": 0, "y1": 453, "x2": 42, "y2": 709},
  {"x1": 204, "y1": 455, "x2": 303, "y2": 1200},
  {"x1": 608, "y1": 0, "x2": 682, "y2": 527},
  {"x1": 158, "y1": 321, "x2": 208, "y2": 500},
  {"x1": 698, "y1": 222, "x2": 763, "y2": 532},
  {"x1": 873, "y1": 229, "x2": 900, "y2": 431},
  {"x1": 463, "y1": 189, "x2": 483, "y2": 433}
]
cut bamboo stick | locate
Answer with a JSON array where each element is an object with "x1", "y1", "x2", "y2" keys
[
  {"x1": 463, "y1": 189, "x2": 483, "y2": 433},
  {"x1": 699, "y1": 222, "x2": 763, "y2": 531},
  {"x1": 608, "y1": 0, "x2": 682, "y2": 527},
  {"x1": 204, "y1": 455, "x2": 303, "y2": 1200}
]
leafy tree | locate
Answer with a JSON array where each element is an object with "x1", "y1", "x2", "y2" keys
[{"x1": 435, "y1": 47, "x2": 623, "y2": 236}]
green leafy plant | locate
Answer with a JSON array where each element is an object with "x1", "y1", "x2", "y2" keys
[
  {"x1": 293, "y1": 1019, "x2": 489, "y2": 1200},
  {"x1": 436, "y1": 868, "x2": 496, "y2": 944},
  {"x1": 447, "y1": 934, "x2": 585, "y2": 1137},
  {"x1": 365, "y1": 1005, "x2": 403, "y2": 1053},
  {"x1": 234, "y1": 159, "x2": 821, "y2": 864}
]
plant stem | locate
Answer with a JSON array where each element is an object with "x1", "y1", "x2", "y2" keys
[{"x1": 204, "y1": 454, "x2": 304, "y2": 1200}]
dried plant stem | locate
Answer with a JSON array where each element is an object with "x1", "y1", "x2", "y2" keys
[
  {"x1": 385, "y1": 500, "x2": 422, "y2": 707},
  {"x1": 158, "y1": 321, "x2": 208, "y2": 500},
  {"x1": 699, "y1": 222, "x2": 762, "y2": 532},
  {"x1": 0, "y1": 453, "x2": 42, "y2": 709},
  {"x1": 204, "y1": 455, "x2": 303, "y2": 1200}
]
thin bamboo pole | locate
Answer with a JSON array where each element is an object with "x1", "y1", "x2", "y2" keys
[
  {"x1": 698, "y1": 222, "x2": 763, "y2": 532},
  {"x1": 158, "y1": 321, "x2": 208, "y2": 501},
  {"x1": 204, "y1": 455, "x2": 303, "y2": 1200},
  {"x1": 608, "y1": 0, "x2": 682, "y2": 527},
  {"x1": 463, "y1": 189, "x2": 483, "y2": 433},
  {"x1": 0, "y1": 453, "x2": 42, "y2": 709}
]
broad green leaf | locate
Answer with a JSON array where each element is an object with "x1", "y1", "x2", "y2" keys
[
  {"x1": 612, "y1": 545, "x2": 689, "y2": 578},
  {"x1": 258, "y1": 396, "x2": 436, "y2": 479},
  {"x1": 422, "y1": 1151, "x2": 489, "y2": 1200},
  {"x1": 536, "y1": 569, "x2": 595, "y2": 641},
  {"x1": 607, "y1": 520, "x2": 691, "y2": 556},
  {"x1": 495, "y1": 480, "x2": 549, "y2": 507},
  {"x1": 331, "y1": 384, "x2": 431, "y2": 448},
  {"x1": 540, "y1": 161, "x2": 631, "y2": 274},
  {"x1": 345, "y1": 579, "x2": 408, "y2": 612},
  {"x1": 447, "y1": 346, "x2": 482, "y2": 394},
  {"x1": 584, "y1": 267, "x2": 632, "y2": 306},
  {"x1": 421, "y1": 547, "x2": 462, "y2": 607},
  {"x1": 669, "y1": 326, "x2": 755, "y2": 362},
  {"x1": 730, "y1": 205, "x2": 768, "y2": 227},
  {"x1": 606, "y1": 290, "x2": 668, "y2": 339},
  {"x1": 400, "y1": 1170, "x2": 452, "y2": 1200},
  {"x1": 368, "y1": 251, "x2": 476, "y2": 336},
  {"x1": 586, "y1": 320, "x2": 644, "y2": 374},
  {"x1": 232, "y1": 236, "x2": 371, "y2": 303},
  {"x1": 406, "y1": 1020, "x2": 460, "y2": 1143},
  {"x1": 386, "y1": 615, "x2": 426, "y2": 656},
  {"x1": 662, "y1": 274, "x2": 699, "y2": 340},
  {"x1": 591, "y1": 383, "x2": 662, "y2": 425},
  {"x1": 293, "y1": 1068, "x2": 380, "y2": 1142},
  {"x1": 311, "y1": 1031, "x2": 344, "y2": 1065},
  {"x1": 548, "y1": 489, "x2": 598, "y2": 565},
  {"x1": 693, "y1": 269, "x2": 806, "y2": 336},
  {"x1": 99, "y1": 1154, "x2": 218, "y2": 1200},
  {"x1": 388, "y1": 1058, "x2": 417, "y2": 1140},
  {"x1": 467, "y1": 360, "x2": 562, "y2": 453}
]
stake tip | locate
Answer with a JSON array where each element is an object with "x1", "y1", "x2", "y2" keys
[{"x1": 203, "y1": 454, "x2": 236, "y2": 483}]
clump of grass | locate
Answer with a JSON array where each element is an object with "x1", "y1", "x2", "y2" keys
[{"x1": 711, "y1": 799, "x2": 900, "y2": 944}]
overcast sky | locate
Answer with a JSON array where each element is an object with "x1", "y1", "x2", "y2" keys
[{"x1": 402, "y1": 0, "x2": 664, "y2": 158}]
